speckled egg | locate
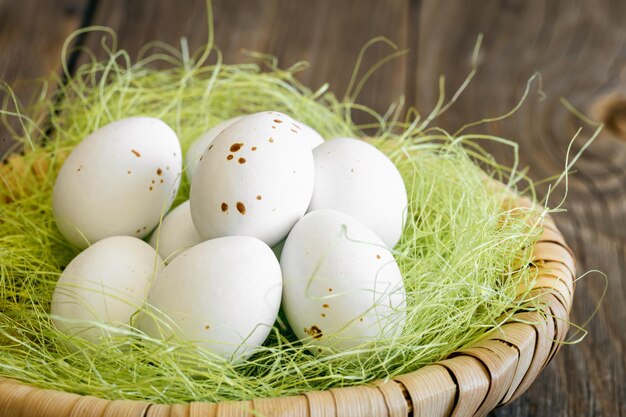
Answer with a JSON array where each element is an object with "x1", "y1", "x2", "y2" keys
[
  {"x1": 309, "y1": 138, "x2": 408, "y2": 248},
  {"x1": 184, "y1": 116, "x2": 243, "y2": 181},
  {"x1": 53, "y1": 117, "x2": 182, "y2": 248},
  {"x1": 149, "y1": 200, "x2": 203, "y2": 262},
  {"x1": 50, "y1": 236, "x2": 163, "y2": 346},
  {"x1": 190, "y1": 111, "x2": 315, "y2": 247},
  {"x1": 280, "y1": 209, "x2": 406, "y2": 355},
  {"x1": 138, "y1": 236, "x2": 282, "y2": 362}
]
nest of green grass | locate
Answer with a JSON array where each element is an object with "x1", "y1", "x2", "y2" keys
[{"x1": 0, "y1": 27, "x2": 565, "y2": 404}]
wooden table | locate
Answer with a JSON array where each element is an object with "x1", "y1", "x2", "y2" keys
[{"x1": 0, "y1": 1, "x2": 623, "y2": 416}]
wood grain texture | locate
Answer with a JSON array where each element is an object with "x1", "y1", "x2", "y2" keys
[
  {"x1": 80, "y1": 0, "x2": 408, "y2": 126},
  {"x1": 0, "y1": 0, "x2": 88, "y2": 156},
  {"x1": 412, "y1": 1, "x2": 625, "y2": 416},
  {"x1": 0, "y1": 1, "x2": 623, "y2": 416}
]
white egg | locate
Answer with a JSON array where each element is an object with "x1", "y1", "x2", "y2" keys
[
  {"x1": 50, "y1": 236, "x2": 163, "y2": 346},
  {"x1": 138, "y1": 236, "x2": 282, "y2": 362},
  {"x1": 149, "y1": 201, "x2": 203, "y2": 262},
  {"x1": 309, "y1": 138, "x2": 408, "y2": 248},
  {"x1": 280, "y1": 209, "x2": 406, "y2": 355},
  {"x1": 53, "y1": 117, "x2": 182, "y2": 249},
  {"x1": 299, "y1": 121, "x2": 324, "y2": 149},
  {"x1": 190, "y1": 111, "x2": 315, "y2": 247},
  {"x1": 184, "y1": 116, "x2": 244, "y2": 181}
]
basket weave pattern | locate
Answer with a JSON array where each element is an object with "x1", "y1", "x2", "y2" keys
[{"x1": 0, "y1": 158, "x2": 575, "y2": 417}]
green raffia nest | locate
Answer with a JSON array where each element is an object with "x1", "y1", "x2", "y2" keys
[{"x1": 0, "y1": 29, "x2": 557, "y2": 404}]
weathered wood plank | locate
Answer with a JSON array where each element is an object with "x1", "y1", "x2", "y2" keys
[
  {"x1": 0, "y1": 0, "x2": 89, "y2": 156},
  {"x1": 411, "y1": 1, "x2": 626, "y2": 416},
  {"x1": 81, "y1": 0, "x2": 408, "y2": 125}
]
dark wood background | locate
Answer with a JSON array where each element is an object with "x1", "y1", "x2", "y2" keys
[{"x1": 0, "y1": 1, "x2": 624, "y2": 416}]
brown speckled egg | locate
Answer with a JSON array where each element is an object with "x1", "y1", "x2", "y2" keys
[
  {"x1": 52, "y1": 117, "x2": 182, "y2": 248},
  {"x1": 190, "y1": 111, "x2": 314, "y2": 247},
  {"x1": 280, "y1": 209, "x2": 406, "y2": 355},
  {"x1": 137, "y1": 236, "x2": 282, "y2": 363}
]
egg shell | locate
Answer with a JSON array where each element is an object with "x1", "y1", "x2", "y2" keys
[
  {"x1": 280, "y1": 209, "x2": 406, "y2": 354},
  {"x1": 299, "y1": 122, "x2": 324, "y2": 149},
  {"x1": 138, "y1": 235, "x2": 282, "y2": 362},
  {"x1": 308, "y1": 138, "x2": 408, "y2": 248},
  {"x1": 184, "y1": 116, "x2": 244, "y2": 181},
  {"x1": 149, "y1": 200, "x2": 204, "y2": 263},
  {"x1": 190, "y1": 111, "x2": 315, "y2": 247},
  {"x1": 53, "y1": 117, "x2": 182, "y2": 249},
  {"x1": 50, "y1": 236, "x2": 163, "y2": 346}
]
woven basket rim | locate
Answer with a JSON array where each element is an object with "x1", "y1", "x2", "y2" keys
[{"x1": 0, "y1": 159, "x2": 576, "y2": 417}]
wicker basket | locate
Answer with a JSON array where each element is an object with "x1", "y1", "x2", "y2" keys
[{"x1": 0, "y1": 154, "x2": 575, "y2": 417}]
